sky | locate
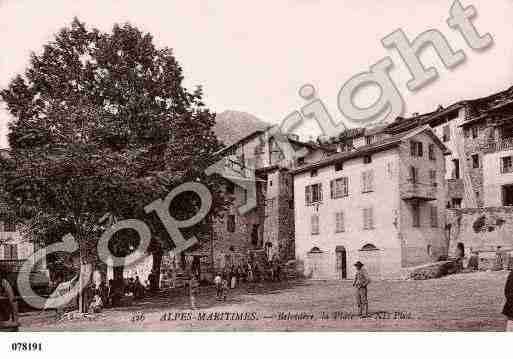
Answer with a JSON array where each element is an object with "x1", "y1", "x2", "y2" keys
[{"x1": 0, "y1": 0, "x2": 512, "y2": 146}]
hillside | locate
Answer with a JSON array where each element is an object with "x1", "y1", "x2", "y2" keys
[{"x1": 213, "y1": 110, "x2": 270, "y2": 147}]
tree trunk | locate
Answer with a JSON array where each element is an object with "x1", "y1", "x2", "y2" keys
[
  {"x1": 78, "y1": 262, "x2": 93, "y2": 313},
  {"x1": 112, "y1": 265, "x2": 124, "y2": 307},
  {"x1": 151, "y1": 251, "x2": 162, "y2": 292}
]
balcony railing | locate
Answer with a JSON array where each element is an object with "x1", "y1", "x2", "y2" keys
[
  {"x1": 0, "y1": 259, "x2": 24, "y2": 272},
  {"x1": 400, "y1": 181, "x2": 437, "y2": 201},
  {"x1": 485, "y1": 138, "x2": 513, "y2": 153}
]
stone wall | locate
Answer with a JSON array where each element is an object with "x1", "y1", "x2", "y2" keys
[
  {"x1": 462, "y1": 122, "x2": 492, "y2": 207},
  {"x1": 447, "y1": 207, "x2": 513, "y2": 256}
]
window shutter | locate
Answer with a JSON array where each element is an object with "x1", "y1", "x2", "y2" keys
[
  {"x1": 330, "y1": 180, "x2": 334, "y2": 199},
  {"x1": 305, "y1": 186, "x2": 311, "y2": 205},
  {"x1": 410, "y1": 141, "x2": 415, "y2": 156},
  {"x1": 319, "y1": 183, "x2": 323, "y2": 201},
  {"x1": 343, "y1": 177, "x2": 348, "y2": 196},
  {"x1": 369, "y1": 207, "x2": 374, "y2": 228},
  {"x1": 418, "y1": 143, "x2": 423, "y2": 157}
]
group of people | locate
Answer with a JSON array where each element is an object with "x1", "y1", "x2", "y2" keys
[{"x1": 87, "y1": 274, "x2": 154, "y2": 313}]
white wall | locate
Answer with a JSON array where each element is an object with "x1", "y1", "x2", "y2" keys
[
  {"x1": 483, "y1": 149, "x2": 513, "y2": 206},
  {"x1": 293, "y1": 148, "x2": 401, "y2": 280}
]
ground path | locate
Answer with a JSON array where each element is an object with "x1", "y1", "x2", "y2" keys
[{"x1": 19, "y1": 271, "x2": 510, "y2": 331}]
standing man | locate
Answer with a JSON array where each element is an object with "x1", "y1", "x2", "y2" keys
[
  {"x1": 353, "y1": 261, "x2": 370, "y2": 318},
  {"x1": 0, "y1": 270, "x2": 19, "y2": 332},
  {"x1": 503, "y1": 269, "x2": 513, "y2": 331}
]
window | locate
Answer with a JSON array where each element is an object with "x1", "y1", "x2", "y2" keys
[
  {"x1": 409, "y1": 166, "x2": 419, "y2": 184},
  {"x1": 428, "y1": 144, "x2": 435, "y2": 161},
  {"x1": 311, "y1": 214, "x2": 320, "y2": 235},
  {"x1": 3, "y1": 215, "x2": 16, "y2": 232},
  {"x1": 335, "y1": 212, "x2": 345, "y2": 233},
  {"x1": 226, "y1": 181, "x2": 235, "y2": 195},
  {"x1": 227, "y1": 215, "x2": 235, "y2": 233},
  {"x1": 241, "y1": 189, "x2": 247, "y2": 205},
  {"x1": 265, "y1": 198, "x2": 275, "y2": 216},
  {"x1": 471, "y1": 126, "x2": 479, "y2": 139},
  {"x1": 443, "y1": 125, "x2": 451, "y2": 142},
  {"x1": 298, "y1": 157, "x2": 306, "y2": 166},
  {"x1": 305, "y1": 183, "x2": 323, "y2": 205},
  {"x1": 334, "y1": 162, "x2": 343, "y2": 172},
  {"x1": 471, "y1": 154, "x2": 479, "y2": 169},
  {"x1": 3, "y1": 244, "x2": 17, "y2": 260},
  {"x1": 331, "y1": 177, "x2": 349, "y2": 199},
  {"x1": 310, "y1": 169, "x2": 318, "y2": 177},
  {"x1": 412, "y1": 203, "x2": 420, "y2": 227},
  {"x1": 429, "y1": 169, "x2": 437, "y2": 186},
  {"x1": 430, "y1": 205, "x2": 438, "y2": 228},
  {"x1": 363, "y1": 207, "x2": 374, "y2": 230},
  {"x1": 361, "y1": 170, "x2": 374, "y2": 193},
  {"x1": 501, "y1": 156, "x2": 513, "y2": 174},
  {"x1": 410, "y1": 141, "x2": 423, "y2": 157},
  {"x1": 365, "y1": 135, "x2": 375, "y2": 145},
  {"x1": 452, "y1": 198, "x2": 462, "y2": 208},
  {"x1": 452, "y1": 159, "x2": 460, "y2": 179},
  {"x1": 361, "y1": 243, "x2": 378, "y2": 251},
  {"x1": 363, "y1": 155, "x2": 372, "y2": 164}
]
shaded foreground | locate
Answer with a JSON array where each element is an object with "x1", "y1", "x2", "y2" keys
[{"x1": 19, "y1": 271, "x2": 510, "y2": 331}]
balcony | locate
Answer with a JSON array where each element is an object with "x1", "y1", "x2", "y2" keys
[
  {"x1": 401, "y1": 181, "x2": 437, "y2": 201},
  {"x1": 0, "y1": 259, "x2": 24, "y2": 272},
  {"x1": 484, "y1": 138, "x2": 513, "y2": 154}
]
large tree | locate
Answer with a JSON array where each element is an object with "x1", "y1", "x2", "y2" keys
[{"x1": 0, "y1": 18, "x2": 227, "y2": 312}]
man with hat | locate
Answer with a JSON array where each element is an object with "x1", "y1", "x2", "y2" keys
[{"x1": 353, "y1": 261, "x2": 370, "y2": 318}]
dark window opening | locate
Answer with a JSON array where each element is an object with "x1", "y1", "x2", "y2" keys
[
  {"x1": 472, "y1": 154, "x2": 479, "y2": 169},
  {"x1": 501, "y1": 156, "x2": 513, "y2": 174},
  {"x1": 227, "y1": 215, "x2": 235, "y2": 233},
  {"x1": 452, "y1": 159, "x2": 460, "y2": 179},
  {"x1": 334, "y1": 162, "x2": 343, "y2": 172},
  {"x1": 363, "y1": 155, "x2": 372, "y2": 164},
  {"x1": 226, "y1": 182, "x2": 235, "y2": 195},
  {"x1": 471, "y1": 126, "x2": 479, "y2": 139},
  {"x1": 443, "y1": 125, "x2": 451, "y2": 142},
  {"x1": 502, "y1": 184, "x2": 513, "y2": 206}
]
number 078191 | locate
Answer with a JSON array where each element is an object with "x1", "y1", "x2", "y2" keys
[{"x1": 11, "y1": 342, "x2": 42, "y2": 351}]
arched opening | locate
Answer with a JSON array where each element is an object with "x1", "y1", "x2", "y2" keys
[
  {"x1": 309, "y1": 246, "x2": 323, "y2": 254},
  {"x1": 360, "y1": 243, "x2": 379, "y2": 251},
  {"x1": 456, "y1": 242, "x2": 465, "y2": 258}
]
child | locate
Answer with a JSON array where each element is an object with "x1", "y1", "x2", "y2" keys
[
  {"x1": 221, "y1": 275, "x2": 229, "y2": 302},
  {"x1": 214, "y1": 273, "x2": 222, "y2": 300},
  {"x1": 89, "y1": 294, "x2": 103, "y2": 314},
  {"x1": 189, "y1": 275, "x2": 199, "y2": 310}
]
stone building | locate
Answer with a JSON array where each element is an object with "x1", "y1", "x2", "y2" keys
[
  {"x1": 292, "y1": 125, "x2": 450, "y2": 280},
  {"x1": 384, "y1": 85, "x2": 513, "y2": 210},
  {"x1": 211, "y1": 128, "x2": 329, "y2": 270}
]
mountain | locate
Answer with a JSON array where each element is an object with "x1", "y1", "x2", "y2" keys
[{"x1": 213, "y1": 110, "x2": 271, "y2": 147}]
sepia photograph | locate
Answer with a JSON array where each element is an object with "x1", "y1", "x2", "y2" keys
[{"x1": 0, "y1": 1, "x2": 512, "y2": 354}]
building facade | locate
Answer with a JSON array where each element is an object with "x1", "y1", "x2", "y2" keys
[
  {"x1": 292, "y1": 126, "x2": 449, "y2": 280},
  {"x1": 211, "y1": 128, "x2": 329, "y2": 270}
]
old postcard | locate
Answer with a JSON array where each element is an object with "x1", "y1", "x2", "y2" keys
[{"x1": 0, "y1": 1, "x2": 512, "y2": 349}]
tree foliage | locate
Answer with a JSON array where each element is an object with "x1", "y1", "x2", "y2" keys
[{"x1": 0, "y1": 18, "x2": 227, "y2": 262}]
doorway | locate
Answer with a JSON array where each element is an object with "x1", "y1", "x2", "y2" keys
[
  {"x1": 502, "y1": 184, "x2": 513, "y2": 206},
  {"x1": 335, "y1": 246, "x2": 347, "y2": 280}
]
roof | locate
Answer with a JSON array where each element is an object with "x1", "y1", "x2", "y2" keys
[{"x1": 291, "y1": 125, "x2": 450, "y2": 175}]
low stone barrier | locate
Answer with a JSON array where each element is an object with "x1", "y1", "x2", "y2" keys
[{"x1": 408, "y1": 260, "x2": 460, "y2": 280}]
